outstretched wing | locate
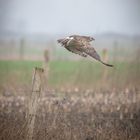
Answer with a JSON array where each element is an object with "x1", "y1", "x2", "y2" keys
[
  {"x1": 81, "y1": 46, "x2": 101, "y2": 61},
  {"x1": 81, "y1": 45, "x2": 113, "y2": 67},
  {"x1": 65, "y1": 44, "x2": 87, "y2": 57},
  {"x1": 70, "y1": 35, "x2": 95, "y2": 42}
]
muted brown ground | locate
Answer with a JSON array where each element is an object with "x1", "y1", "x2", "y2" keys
[{"x1": 0, "y1": 88, "x2": 140, "y2": 140}]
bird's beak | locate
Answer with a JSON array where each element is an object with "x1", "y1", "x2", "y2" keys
[
  {"x1": 57, "y1": 39, "x2": 63, "y2": 43},
  {"x1": 89, "y1": 37, "x2": 95, "y2": 41}
]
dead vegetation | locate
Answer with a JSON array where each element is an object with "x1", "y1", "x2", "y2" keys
[{"x1": 0, "y1": 88, "x2": 140, "y2": 140}]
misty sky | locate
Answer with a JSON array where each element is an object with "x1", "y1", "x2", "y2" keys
[{"x1": 0, "y1": 0, "x2": 140, "y2": 35}]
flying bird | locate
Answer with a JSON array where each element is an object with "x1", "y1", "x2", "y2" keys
[{"x1": 57, "y1": 35, "x2": 113, "y2": 67}]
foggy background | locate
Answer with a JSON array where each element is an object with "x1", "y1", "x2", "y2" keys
[
  {"x1": 0, "y1": 0, "x2": 140, "y2": 35},
  {"x1": 0, "y1": 0, "x2": 140, "y2": 60}
]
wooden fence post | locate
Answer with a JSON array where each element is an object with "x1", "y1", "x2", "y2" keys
[{"x1": 26, "y1": 67, "x2": 44, "y2": 140}]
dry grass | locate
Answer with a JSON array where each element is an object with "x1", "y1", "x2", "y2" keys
[
  {"x1": 0, "y1": 88, "x2": 140, "y2": 140},
  {"x1": 0, "y1": 47, "x2": 140, "y2": 140}
]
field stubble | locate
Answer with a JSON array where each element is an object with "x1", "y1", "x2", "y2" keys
[{"x1": 0, "y1": 88, "x2": 140, "y2": 140}]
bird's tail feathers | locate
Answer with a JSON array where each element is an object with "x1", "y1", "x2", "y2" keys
[{"x1": 100, "y1": 61, "x2": 114, "y2": 67}]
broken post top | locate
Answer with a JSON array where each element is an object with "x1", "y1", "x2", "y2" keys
[{"x1": 35, "y1": 67, "x2": 44, "y2": 72}]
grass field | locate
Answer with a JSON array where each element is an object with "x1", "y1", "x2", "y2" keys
[
  {"x1": 0, "y1": 60, "x2": 139, "y2": 90},
  {"x1": 0, "y1": 59, "x2": 140, "y2": 140}
]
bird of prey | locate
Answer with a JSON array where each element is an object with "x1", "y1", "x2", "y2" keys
[{"x1": 57, "y1": 35, "x2": 113, "y2": 67}]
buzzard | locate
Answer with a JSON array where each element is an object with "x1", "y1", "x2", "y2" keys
[{"x1": 57, "y1": 35, "x2": 113, "y2": 67}]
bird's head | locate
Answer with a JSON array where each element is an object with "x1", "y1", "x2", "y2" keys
[
  {"x1": 89, "y1": 37, "x2": 95, "y2": 41},
  {"x1": 57, "y1": 37, "x2": 70, "y2": 47}
]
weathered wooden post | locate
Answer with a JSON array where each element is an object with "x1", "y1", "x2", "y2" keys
[
  {"x1": 101, "y1": 48, "x2": 109, "y2": 87},
  {"x1": 26, "y1": 67, "x2": 44, "y2": 140},
  {"x1": 43, "y1": 49, "x2": 50, "y2": 87},
  {"x1": 19, "y1": 38, "x2": 25, "y2": 60}
]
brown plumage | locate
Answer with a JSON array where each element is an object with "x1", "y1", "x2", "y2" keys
[{"x1": 57, "y1": 35, "x2": 113, "y2": 67}]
